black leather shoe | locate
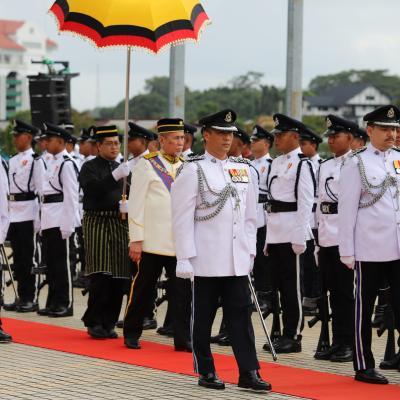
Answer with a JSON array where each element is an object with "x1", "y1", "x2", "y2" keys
[
  {"x1": 330, "y1": 345, "x2": 353, "y2": 362},
  {"x1": 87, "y1": 325, "x2": 108, "y2": 339},
  {"x1": 314, "y1": 344, "x2": 340, "y2": 360},
  {"x1": 16, "y1": 301, "x2": 38, "y2": 313},
  {"x1": 210, "y1": 332, "x2": 226, "y2": 344},
  {"x1": 217, "y1": 334, "x2": 231, "y2": 346},
  {"x1": 124, "y1": 338, "x2": 141, "y2": 349},
  {"x1": 198, "y1": 372, "x2": 225, "y2": 390},
  {"x1": 142, "y1": 317, "x2": 157, "y2": 330},
  {"x1": 0, "y1": 328, "x2": 12, "y2": 343},
  {"x1": 174, "y1": 341, "x2": 192, "y2": 352},
  {"x1": 107, "y1": 329, "x2": 118, "y2": 339},
  {"x1": 355, "y1": 369, "x2": 388, "y2": 384},
  {"x1": 37, "y1": 307, "x2": 51, "y2": 316},
  {"x1": 238, "y1": 370, "x2": 272, "y2": 391},
  {"x1": 48, "y1": 307, "x2": 73, "y2": 318},
  {"x1": 156, "y1": 326, "x2": 174, "y2": 337},
  {"x1": 265, "y1": 336, "x2": 301, "y2": 354},
  {"x1": 379, "y1": 351, "x2": 400, "y2": 370},
  {"x1": 3, "y1": 301, "x2": 18, "y2": 311}
]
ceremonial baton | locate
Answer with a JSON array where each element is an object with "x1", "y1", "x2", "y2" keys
[
  {"x1": 247, "y1": 275, "x2": 278, "y2": 361},
  {"x1": 0, "y1": 244, "x2": 18, "y2": 300}
]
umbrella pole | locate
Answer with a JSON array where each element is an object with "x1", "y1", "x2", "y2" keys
[{"x1": 121, "y1": 46, "x2": 132, "y2": 219}]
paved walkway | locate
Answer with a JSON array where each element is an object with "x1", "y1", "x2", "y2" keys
[{"x1": 1, "y1": 285, "x2": 399, "y2": 399}]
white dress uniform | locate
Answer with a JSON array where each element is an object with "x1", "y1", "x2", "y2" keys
[
  {"x1": 171, "y1": 150, "x2": 260, "y2": 376},
  {"x1": 316, "y1": 151, "x2": 354, "y2": 353},
  {"x1": 40, "y1": 148, "x2": 80, "y2": 314},
  {"x1": 172, "y1": 151, "x2": 257, "y2": 276},
  {"x1": 181, "y1": 148, "x2": 193, "y2": 159},
  {"x1": 265, "y1": 146, "x2": 315, "y2": 341},
  {"x1": 309, "y1": 154, "x2": 321, "y2": 230},
  {"x1": 0, "y1": 156, "x2": 9, "y2": 245},
  {"x1": 128, "y1": 149, "x2": 149, "y2": 171},
  {"x1": 338, "y1": 115, "x2": 400, "y2": 375},
  {"x1": 7, "y1": 148, "x2": 43, "y2": 306}
]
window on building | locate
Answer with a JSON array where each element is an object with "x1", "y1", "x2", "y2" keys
[{"x1": 366, "y1": 95, "x2": 375, "y2": 101}]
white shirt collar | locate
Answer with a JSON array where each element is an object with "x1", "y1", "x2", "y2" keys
[
  {"x1": 284, "y1": 147, "x2": 301, "y2": 160},
  {"x1": 205, "y1": 151, "x2": 228, "y2": 164},
  {"x1": 367, "y1": 143, "x2": 392, "y2": 158},
  {"x1": 254, "y1": 153, "x2": 271, "y2": 163},
  {"x1": 134, "y1": 149, "x2": 149, "y2": 160}
]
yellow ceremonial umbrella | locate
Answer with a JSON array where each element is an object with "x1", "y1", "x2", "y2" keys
[{"x1": 49, "y1": 0, "x2": 210, "y2": 196}]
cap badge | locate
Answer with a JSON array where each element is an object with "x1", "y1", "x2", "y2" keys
[
  {"x1": 388, "y1": 107, "x2": 395, "y2": 119},
  {"x1": 326, "y1": 118, "x2": 332, "y2": 128},
  {"x1": 274, "y1": 118, "x2": 279, "y2": 127},
  {"x1": 225, "y1": 112, "x2": 233, "y2": 123}
]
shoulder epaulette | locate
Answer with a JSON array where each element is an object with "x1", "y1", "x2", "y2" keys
[
  {"x1": 298, "y1": 153, "x2": 307, "y2": 159},
  {"x1": 318, "y1": 158, "x2": 324, "y2": 164},
  {"x1": 179, "y1": 155, "x2": 185, "y2": 162},
  {"x1": 351, "y1": 147, "x2": 367, "y2": 157},
  {"x1": 229, "y1": 156, "x2": 252, "y2": 165},
  {"x1": 186, "y1": 154, "x2": 206, "y2": 162},
  {"x1": 63, "y1": 155, "x2": 71, "y2": 160},
  {"x1": 267, "y1": 158, "x2": 273, "y2": 164},
  {"x1": 320, "y1": 156, "x2": 333, "y2": 164},
  {"x1": 144, "y1": 152, "x2": 159, "y2": 160},
  {"x1": 32, "y1": 153, "x2": 40, "y2": 160},
  {"x1": 392, "y1": 146, "x2": 400, "y2": 152}
]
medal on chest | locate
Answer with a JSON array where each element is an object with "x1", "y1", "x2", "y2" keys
[
  {"x1": 229, "y1": 168, "x2": 249, "y2": 183},
  {"x1": 21, "y1": 159, "x2": 28, "y2": 167},
  {"x1": 393, "y1": 160, "x2": 400, "y2": 174}
]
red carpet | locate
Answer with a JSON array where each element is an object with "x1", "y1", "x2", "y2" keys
[{"x1": 4, "y1": 317, "x2": 400, "y2": 400}]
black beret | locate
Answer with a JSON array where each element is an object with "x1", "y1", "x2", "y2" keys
[
  {"x1": 128, "y1": 122, "x2": 154, "y2": 140},
  {"x1": 184, "y1": 123, "x2": 197, "y2": 135},
  {"x1": 42, "y1": 122, "x2": 71, "y2": 141},
  {"x1": 12, "y1": 119, "x2": 39, "y2": 136},
  {"x1": 324, "y1": 115, "x2": 359, "y2": 136},
  {"x1": 363, "y1": 105, "x2": 400, "y2": 127},
  {"x1": 251, "y1": 125, "x2": 274, "y2": 144},
  {"x1": 271, "y1": 114, "x2": 306, "y2": 134},
  {"x1": 199, "y1": 109, "x2": 238, "y2": 132},
  {"x1": 300, "y1": 128, "x2": 323, "y2": 144},
  {"x1": 235, "y1": 127, "x2": 251, "y2": 144},
  {"x1": 157, "y1": 118, "x2": 184, "y2": 134}
]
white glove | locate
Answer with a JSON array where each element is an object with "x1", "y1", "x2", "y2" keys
[
  {"x1": 176, "y1": 259, "x2": 194, "y2": 280},
  {"x1": 61, "y1": 230, "x2": 73, "y2": 240},
  {"x1": 119, "y1": 200, "x2": 128, "y2": 214},
  {"x1": 292, "y1": 243, "x2": 306, "y2": 255},
  {"x1": 112, "y1": 162, "x2": 130, "y2": 181},
  {"x1": 340, "y1": 256, "x2": 355, "y2": 270}
]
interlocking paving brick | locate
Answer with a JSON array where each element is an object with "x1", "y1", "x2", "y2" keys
[{"x1": 2, "y1": 284, "x2": 400, "y2": 399}]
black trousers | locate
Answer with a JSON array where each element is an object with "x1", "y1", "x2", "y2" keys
[
  {"x1": 41, "y1": 228, "x2": 73, "y2": 309},
  {"x1": 123, "y1": 252, "x2": 191, "y2": 346},
  {"x1": 253, "y1": 226, "x2": 272, "y2": 292},
  {"x1": 268, "y1": 242, "x2": 305, "y2": 339},
  {"x1": 8, "y1": 221, "x2": 36, "y2": 302},
  {"x1": 82, "y1": 273, "x2": 127, "y2": 329},
  {"x1": 192, "y1": 276, "x2": 259, "y2": 375},
  {"x1": 302, "y1": 231, "x2": 321, "y2": 299},
  {"x1": 354, "y1": 260, "x2": 400, "y2": 371},
  {"x1": 319, "y1": 246, "x2": 354, "y2": 346}
]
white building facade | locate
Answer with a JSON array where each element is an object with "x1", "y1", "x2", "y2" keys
[{"x1": 0, "y1": 20, "x2": 57, "y2": 121}]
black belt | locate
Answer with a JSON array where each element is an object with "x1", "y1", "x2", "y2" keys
[
  {"x1": 8, "y1": 192, "x2": 36, "y2": 202},
  {"x1": 42, "y1": 194, "x2": 64, "y2": 204},
  {"x1": 320, "y1": 202, "x2": 338, "y2": 214},
  {"x1": 264, "y1": 200, "x2": 298, "y2": 213},
  {"x1": 258, "y1": 193, "x2": 269, "y2": 204},
  {"x1": 312, "y1": 203, "x2": 317, "y2": 213}
]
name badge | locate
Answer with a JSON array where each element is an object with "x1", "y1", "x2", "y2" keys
[
  {"x1": 394, "y1": 160, "x2": 400, "y2": 174},
  {"x1": 229, "y1": 168, "x2": 249, "y2": 183}
]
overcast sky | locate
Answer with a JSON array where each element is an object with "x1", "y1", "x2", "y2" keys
[{"x1": 2, "y1": 0, "x2": 400, "y2": 111}]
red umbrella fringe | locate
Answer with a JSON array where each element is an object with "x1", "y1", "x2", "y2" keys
[{"x1": 50, "y1": 2, "x2": 210, "y2": 53}]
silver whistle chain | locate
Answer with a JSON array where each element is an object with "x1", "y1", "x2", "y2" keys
[
  {"x1": 195, "y1": 162, "x2": 241, "y2": 221},
  {"x1": 356, "y1": 153, "x2": 398, "y2": 208}
]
